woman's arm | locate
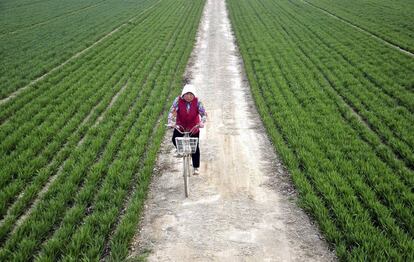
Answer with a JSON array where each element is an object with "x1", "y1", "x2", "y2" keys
[
  {"x1": 198, "y1": 100, "x2": 207, "y2": 123},
  {"x1": 167, "y1": 97, "x2": 179, "y2": 126}
]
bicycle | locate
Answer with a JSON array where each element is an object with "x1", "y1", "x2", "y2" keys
[{"x1": 167, "y1": 124, "x2": 199, "y2": 198}]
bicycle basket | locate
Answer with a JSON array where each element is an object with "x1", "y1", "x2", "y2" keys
[{"x1": 175, "y1": 137, "x2": 198, "y2": 154}]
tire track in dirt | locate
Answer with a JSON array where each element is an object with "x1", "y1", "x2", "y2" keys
[{"x1": 129, "y1": 0, "x2": 336, "y2": 260}]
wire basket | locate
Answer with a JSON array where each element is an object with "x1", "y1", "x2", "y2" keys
[{"x1": 175, "y1": 137, "x2": 198, "y2": 154}]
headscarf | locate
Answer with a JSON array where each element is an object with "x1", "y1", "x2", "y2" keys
[{"x1": 181, "y1": 84, "x2": 196, "y2": 97}]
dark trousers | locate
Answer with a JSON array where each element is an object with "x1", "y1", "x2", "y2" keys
[{"x1": 172, "y1": 129, "x2": 200, "y2": 168}]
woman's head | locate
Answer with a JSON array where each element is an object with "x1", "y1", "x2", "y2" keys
[{"x1": 181, "y1": 84, "x2": 196, "y2": 102}]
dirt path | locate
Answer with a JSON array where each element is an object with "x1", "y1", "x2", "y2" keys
[{"x1": 129, "y1": 0, "x2": 336, "y2": 260}]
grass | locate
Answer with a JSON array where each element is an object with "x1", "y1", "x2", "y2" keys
[
  {"x1": 0, "y1": 0, "x2": 205, "y2": 260},
  {"x1": 227, "y1": 0, "x2": 414, "y2": 260}
]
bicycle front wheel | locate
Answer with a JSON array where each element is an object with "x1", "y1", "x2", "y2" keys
[{"x1": 183, "y1": 155, "x2": 190, "y2": 197}]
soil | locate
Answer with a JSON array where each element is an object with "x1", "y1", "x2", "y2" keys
[{"x1": 129, "y1": 0, "x2": 337, "y2": 260}]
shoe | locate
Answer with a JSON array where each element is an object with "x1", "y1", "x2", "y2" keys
[{"x1": 193, "y1": 168, "x2": 199, "y2": 176}]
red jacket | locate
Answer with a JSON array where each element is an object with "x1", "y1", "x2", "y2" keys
[{"x1": 176, "y1": 97, "x2": 201, "y2": 134}]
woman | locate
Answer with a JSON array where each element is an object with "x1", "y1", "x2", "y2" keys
[{"x1": 168, "y1": 84, "x2": 207, "y2": 175}]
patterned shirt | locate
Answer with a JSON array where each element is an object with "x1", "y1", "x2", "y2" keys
[{"x1": 168, "y1": 96, "x2": 207, "y2": 126}]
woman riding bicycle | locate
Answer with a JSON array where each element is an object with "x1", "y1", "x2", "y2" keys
[{"x1": 168, "y1": 84, "x2": 207, "y2": 175}]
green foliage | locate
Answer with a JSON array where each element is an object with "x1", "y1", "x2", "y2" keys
[
  {"x1": 0, "y1": 0, "x2": 156, "y2": 99},
  {"x1": 227, "y1": 0, "x2": 414, "y2": 260},
  {"x1": 0, "y1": 0, "x2": 204, "y2": 260},
  {"x1": 306, "y1": 0, "x2": 414, "y2": 53}
]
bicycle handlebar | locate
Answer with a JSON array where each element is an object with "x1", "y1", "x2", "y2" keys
[{"x1": 165, "y1": 124, "x2": 202, "y2": 135}]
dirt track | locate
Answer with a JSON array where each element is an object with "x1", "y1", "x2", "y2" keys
[{"x1": 129, "y1": 0, "x2": 336, "y2": 260}]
